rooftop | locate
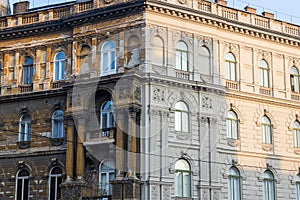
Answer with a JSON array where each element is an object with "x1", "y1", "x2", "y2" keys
[{"x1": 1, "y1": 0, "x2": 300, "y2": 39}]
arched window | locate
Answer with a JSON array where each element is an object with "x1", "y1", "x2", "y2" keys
[
  {"x1": 100, "y1": 101, "x2": 115, "y2": 137},
  {"x1": 23, "y1": 57, "x2": 34, "y2": 84},
  {"x1": 226, "y1": 53, "x2": 236, "y2": 81},
  {"x1": 261, "y1": 116, "x2": 272, "y2": 144},
  {"x1": 291, "y1": 66, "x2": 300, "y2": 93},
  {"x1": 199, "y1": 46, "x2": 210, "y2": 75},
  {"x1": 296, "y1": 176, "x2": 300, "y2": 200},
  {"x1": 175, "y1": 101, "x2": 189, "y2": 132},
  {"x1": 15, "y1": 169, "x2": 29, "y2": 200},
  {"x1": 228, "y1": 167, "x2": 241, "y2": 200},
  {"x1": 175, "y1": 41, "x2": 188, "y2": 71},
  {"x1": 52, "y1": 110, "x2": 64, "y2": 138},
  {"x1": 227, "y1": 111, "x2": 239, "y2": 139},
  {"x1": 263, "y1": 170, "x2": 275, "y2": 200},
  {"x1": 54, "y1": 52, "x2": 65, "y2": 81},
  {"x1": 99, "y1": 159, "x2": 115, "y2": 198},
  {"x1": 259, "y1": 60, "x2": 270, "y2": 88},
  {"x1": 175, "y1": 159, "x2": 191, "y2": 198},
  {"x1": 101, "y1": 41, "x2": 116, "y2": 76},
  {"x1": 293, "y1": 121, "x2": 300, "y2": 148},
  {"x1": 19, "y1": 114, "x2": 31, "y2": 141},
  {"x1": 49, "y1": 167, "x2": 62, "y2": 200},
  {"x1": 151, "y1": 36, "x2": 164, "y2": 66}
]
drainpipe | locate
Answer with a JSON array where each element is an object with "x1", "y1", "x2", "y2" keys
[{"x1": 208, "y1": 117, "x2": 212, "y2": 200}]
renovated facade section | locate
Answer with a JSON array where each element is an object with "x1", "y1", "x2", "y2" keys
[{"x1": 0, "y1": 0, "x2": 300, "y2": 199}]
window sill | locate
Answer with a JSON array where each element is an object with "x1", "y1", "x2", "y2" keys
[
  {"x1": 175, "y1": 131, "x2": 190, "y2": 140},
  {"x1": 16, "y1": 141, "x2": 31, "y2": 149},
  {"x1": 50, "y1": 138, "x2": 64, "y2": 146},
  {"x1": 227, "y1": 138, "x2": 240, "y2": 147},
  {"x1": 262, "y1": 143, "x2": 273, "y2": 151},
  {"x1": 293, "y1": 148, "x2": 300, "y2": 155}
]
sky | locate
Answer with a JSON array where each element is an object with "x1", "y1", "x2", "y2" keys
[{"x1": 9, "y1": 0, "x2": 300, "y2": 25}]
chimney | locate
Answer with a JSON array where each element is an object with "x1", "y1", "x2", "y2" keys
[
  {"x1": 244, "y1": 6, "x2": 256, "y2": 14},
  {"x1": 13, "y1": 1, "x2": 30, "y2": 15},
  {"x1": 216, "y1": 0, "x2": 227, "y2": 6},
  {"x1": 262, "y1": 11, "x2": 274, "y2": 19}
]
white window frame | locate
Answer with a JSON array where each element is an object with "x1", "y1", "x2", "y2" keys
[
  {"x1": 296, "y1": 181, "x2": 300, "y2": 200},
  {"x1": 48, "y1": 167, "x2": 62, "y2": 200},
  {"x1": 101, "y1": 41, "x2": 116, "y2": 76},
  {"x1": 227, "y1": 111, "x2": 239, "y2": 139},
  {"x1": 225, "y1": 53, "x2": 237, "y2": 81},
  {"x1": 291, "y1": 66, "x2": 300, "y2": 93},
  {"x1": 53, "y1": 52, "x2": 65, "y2": 81},
  {"x1": 174, "y1": 101, "x2": 189, "y2": 133},
  {"x1": 263, "y1": 170, "x2": 275, "y2": 200},
  {"x1": 15, "y1": 169, "x2": 30, "y2": 200},
  {"x1": 19, "y1": 114, "x2": 31, "y2": 142},
  {"x1": 100, "y1": 101, "x2": 115, "y2": 130},
  {"x1": 99, "y1": 159, "x2": 115, "y2": 199},
  {"x1": 261, "y1": 116, "x2": 272, "y2": 144},
  {"x1": 175, "y1": 41, "x2": 188, "y2": 71},
  {"x1": 259, "y1": 60, "x2": 270, "y2": 88},
  {"x1": 52, "y1": 110, "x2": 64, "y2": 138},
  {"x1": 228, "y1": 167, "x2": 241, "y2": 200},
  {"x1": 175, "y1": 159, "x2": 191, "y2": 198}
]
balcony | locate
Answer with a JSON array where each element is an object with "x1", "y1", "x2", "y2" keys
[
  {"x1": 52, "y1": 81, "x2": 64, "y2": 89},
  {"x1": 259, "y1": 87, "x2": 271, "y2": 96},
  {"x1": 226, "y1": 80, "x2": 238, "y2": 90},
  {"x1": 84, "y1": 128, "x2": 116, "y2": 146},
  {"x1": 291, "y1": 93, "x2": 300, "y2": 101},
  {"x1": 19, "y1": 84, "x2": 33, "y2": 93},
  {"x1": 175, "y1": 70, "x2": 190, "y2": 80}
]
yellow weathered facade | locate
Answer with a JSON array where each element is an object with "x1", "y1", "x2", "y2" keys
[{"x1": 1, "y1": 0, "x2": 300, "y2": 199}]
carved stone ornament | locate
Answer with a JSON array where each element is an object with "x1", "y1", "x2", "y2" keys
[
  {"x1": 153, "y1": 87, "x2": 165, "y2": 103},
  {"x1": 178, "y1": 0, "x2": 186, "y2": 4},
  {"x1": 202, "y1": 95, "x2": 213, "y2": 109},
  {"x1": 104, "y1": 0, "x2": 113, "y2": 3}
]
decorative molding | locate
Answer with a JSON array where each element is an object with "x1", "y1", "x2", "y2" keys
[
  {"x1": 153, "y1": 87, "x2": 165, "y2": 103},
  {"x1": 201, "y1": 95, "x2": 213, "y2": 110}
]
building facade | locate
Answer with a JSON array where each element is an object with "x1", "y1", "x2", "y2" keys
[{"x1": 0, "y1": 0, "x2": 300, "y2": 199}]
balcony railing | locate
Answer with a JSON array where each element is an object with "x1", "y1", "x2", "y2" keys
[
  {"x1": 175, "y1": 70, "x2": 190, "y2": 80},
  {"x1": 78, "y1": 1, "x2": 93, "y2": 12},
  {"x1": 22, "y1": 14, "x2": 39, "y2": 25},
  {"x1": 198, "y1": 1, "x2": 211, "y2": 12},
  {"x1": 53, "y1": 7, "x2": 71, "y2": 19},
  {"x1": 221, "y1": 8, "x2": 237, "y2": 21},
  {"x1": 291, "y1": 93, "x2": 300, "y2": 101},
  {"x1": 254, "y1": 17, "x2": 270, "y2": 29},
  {"x1": 52, "y1": 81, "x2": 64, "y2": 89},
  {"x1": 259, "y1": 87, "x2": 271, "y2": 96},
  {"x1": 0, "y1": 0, "x2": 299, "y2": 39},
  {"x1": 226, "y1": 80, "x2": 238, "y2": 90},
  {"x1": 19, "y1": 84, "x2": 33, "y2": 93}
]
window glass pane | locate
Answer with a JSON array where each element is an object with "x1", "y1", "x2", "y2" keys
[
  {"x1": 175, "y1": 172, "x2": 182, "y2": 197},
  {"x1": 232, "y1": 120, "x2": 237, "y2": 139},
  {"x1": 266, "y1": 126, "x2": 271, "y2": 144},
  {"x1": 183, "y1": 172, "x2": 190, "y2": 197},
  {"x1": 16, "y1": 179, "x2": 22, "y2": 200},
  {"x1": 227, "y1": 119, "x2": 232, "y2": 138},
  {"x1": 102, "y1": 113, "x2": 108, "y2": 129},
  {"x1": 111, "y1": 51, "x2": 116, "y2": 70},
  {"x1": 295, "y1": 77, "x2": 299, "y2": 92},
  {"x1": 230, "y1": 63, "x2": 236, "y2": 81},
  {"x1": 176, "y1": 51, "x2": 181, "y2": 70},
  {"x1": 175, "y1": 111, "x2": 181, "y2": 131},
  {"x1": 226, "y1": 62, "x2": 230, "y2": 80},
  {"x1": 296, "y1": 182, "x2": 300, "y2": 200},
  {"x1": 264, "y1": 70, "x2": 269, "y2": 87},
  {"x1": 260, "y1": 69, "x2": 264, "y2": 86},
  {"x1": 182, "y1": 52, "x2": 188, "y2": 71},
  {"x1": 182, "y1": 112, "x2": 189, "y2": 132}
]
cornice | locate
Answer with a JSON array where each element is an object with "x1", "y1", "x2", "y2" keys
[
  {"x1": 0, "y1": 1, "x2": 145, "y2": 40},
  {"x1": 0, "y1": 87, "x2": 68, "y2": 104},
  {"x1": 145, "y1": 1, "x2": 300, "y2": 48},
  {"x1": 226, "y1": 89, "x2": 300, "y2": 109}
]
